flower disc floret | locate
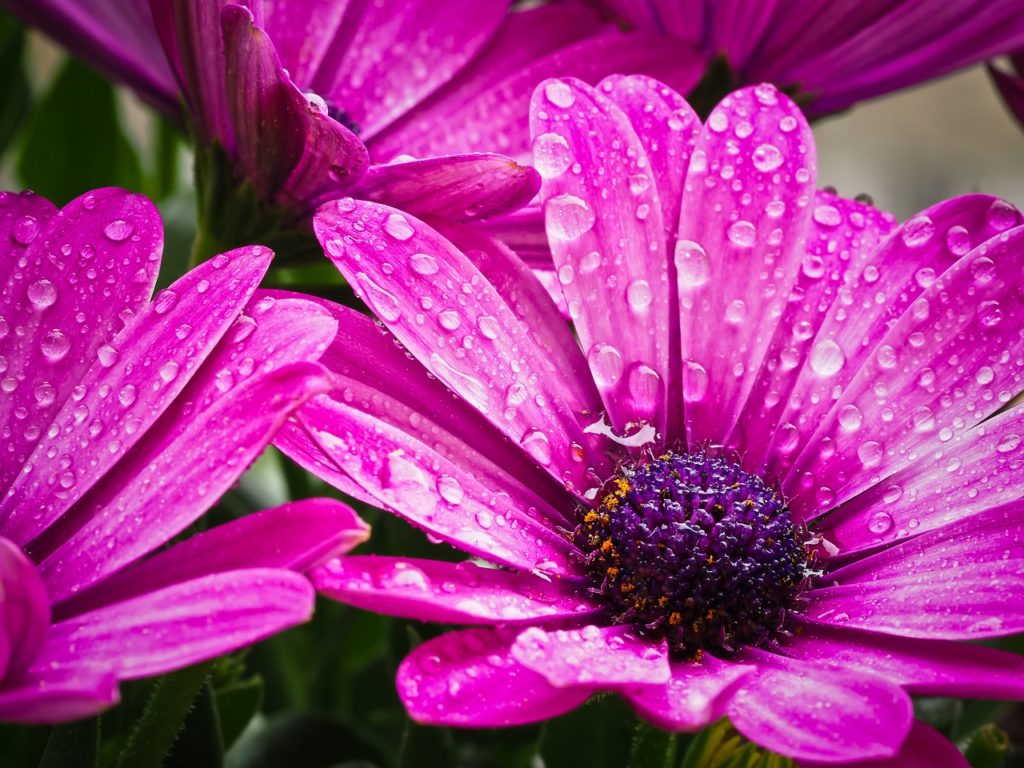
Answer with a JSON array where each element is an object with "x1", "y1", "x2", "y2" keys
[{"x1": 573, "y1": 451, "x2": 812, "y2": 658}]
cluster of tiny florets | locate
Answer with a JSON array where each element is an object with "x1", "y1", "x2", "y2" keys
[{"x1": 573, "y1": 451, "x2": 812, "y2": 659}]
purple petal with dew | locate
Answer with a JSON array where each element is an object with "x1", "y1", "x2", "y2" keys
[
  {"x1": 739, "y1": 192, "x2": 895, "y2": 475},
  {"x1": 622, "y1": 655, "x2": 754, "y2": 731},
  {"x1": 817, "y1": 403, "x2": 1024, "y2": 555},
  {"x1": 57, "y1": 498, "x2": 368, "y2": 619},
  {"x1": 511, "y1": 624, "x2": 671, "y2": 688},
  {"x1": 0, "y1": 189, "x2": 57, "y2": 288},
  {"x1": 314, "y1": 198, "x2": 610, "y2": 495},
  {"x1": 32, "y1": 569, "x2": 312, "y2": 680},
  {"x1": 259, "y1": 0, "x2": 347, "y2": 87},
  {"x1": 808, "y1": 499, "x2": 1024, "y2": 639},
  {"x1": 1, "y1": 244, "x2": 271, "y2": 546},
  {"x1": 532, "y1": 77, "x2": 673, "y2": 438},
  {"x1": 0, "y1": 666, "x2": 117, "y2": 725},
  {"x1": 305, "y1": 0, "x2": 506, "y2": 141},
  {"x1": 772, "y1": 194, "x2": 1021, "y2": 496},
  {"x1": 396, "y1": 627, "x2": 592, "y2": 727},
  {"x1": 797, "y1": 721, "x2": 967, "y2": 768},
  {"x1": 783, "y1": 617, "x2": 1024, "y2": 700},
  {"x1": 36, "y1": 363, "x2": 330, "y2": 602},
  {"x1": 788, "y1": 222, "x2": 1024, "y2": 520},
  {"x1": 352, "y1": 153, "x2": 539, "y2": 223},
  {"x1": 221, "y1": 5, "x2": 368, "y2": 213},
  {"x1": 677, "y1": 85, "x2": 816, "y2": 449},
  {"x1": 371, "y1": 32, "x2": 703, "y2": 164},
  {"x1": 367, "y1": 1, "x2": 606, "y2": 163},
  {"x1": 726, "y1": 652, "x2": 912, "y2": 763},
  {"x1": 313, "y1": 556, "x2": 598, "y2": 625},
  {"x1": 0, "y1": 538, "x2": 49, "y2": 681}
]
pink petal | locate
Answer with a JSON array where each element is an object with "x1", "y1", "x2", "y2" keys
[
  {"x1": 0, "y1": 538, "x2": 49, "y2": 680},
  {"x1": 789, "y1": 220, "x2": 1024, "y2": 519},
  {"x1": 57, "y1": 498, "x2": 369, "y2": 618},
  {"x1": 0, "y1": 188, "x2": 161, "y2": 503},
  {"x1": 0, "y1": 666, "x2": 118, "y2": 725},
  {"x1": 370, "y1": 32, "x2": 703, "y2": 164},
  {"x1": 307, "y1": 0, "x2": 506, "y2": 140},
  {"x1": 621, "y1": 655, "x2": 753, "y2": 731},
  {"x1": 2, "y1": 244, "x2": 272, "y2": 546},
  {"x1": 808, "y1": 500, "x2": 1024, "y2": 639},
  {"x1": 259, "y1": 0, "x2": 348, "y2": 87},
  {"x1": 783, "y1": 618, "x2": 1024, "y2": 700},
  {"x1": 726, "y1": 654, "x2": 912, "y2": 762},
  {"x1": 532, "y1": 77, "x2": 673, "y2": 436},
  {"x1": 397, "y1": 627, "x2": 592, "y2": 727},
  {"x1": 676, "y1": 85, "x2": 816, "y2": 448},
  {"x1": 32, "y1": 569, "x2": 313, "y2": 680},
  {"x1": 798, "y1": 721, "x2": 968, "y2": 768},
  {"x1": 222, "y1": 5, "x2": 368, "y2": 212},
  {"x1": 352, "y1": 153, "x2": 539, "y2": 223},
  {"x1": 313, "y1": 556, "x2": 598, "y2": 625},
  {"x1": 37, "y1": 363, "x2": 330, "y2": 602},
  {"x1": 314, "y1": 198, "x2": 610, "y2": 495},
  {"x1": 818, "y1": 403, "x2": 1024, "y2": 554},
  {"x1": 770, "y1": 194, "x2": 1020, "y2": 493},
  {"x1": 511, "y1": 624, "x2": 670, "y2": 688},
  {"x1": 739, "y1": 192, "x2": 896, "y2": 473},
  {"x1": 0, "y1": 189, "x2": 58, "y2": 288}
]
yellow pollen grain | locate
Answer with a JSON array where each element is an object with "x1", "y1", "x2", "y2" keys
[{"x1": 668, "y1": 611, "x2": 682, "y2": 625}]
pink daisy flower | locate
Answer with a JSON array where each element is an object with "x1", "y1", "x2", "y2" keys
[
  {"x1": 0, "y1": 187, "x2": 368, "y2": 722},
  {"x1": 279, "y1": 79, "x2": 1024, "y2": 763}
]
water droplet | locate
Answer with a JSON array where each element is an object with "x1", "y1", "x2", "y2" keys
[
  {"x1": 12, "y1": 215, "x2": 40, "y2": 245},
  {"x1": 867, "y1": 511, "x2": 894, "y2": 534},
  {"x1": 682, "y1": 360, "x2": 708, "y2": 402},
  {"x1": 876, "y1": 345, "x2": 897, "y2": 369},
  {"x1": 625, "y1": 280, "x2": 652, "y2": 312},
  {"x1": 838, "y1": 404, "x2": 863, "y2": 432},
  {"x1": 356, "y1": 273, "x2": 402, "y2": 322},
  {"x1": 901, "y1": 215, "x2": 934, "y2": 248},
  {"x1": 976, "y1": 366, "x2": 995, "y2": 385},
  {"x1": 437, "y1": 475, "x2": 464, "y2": 504},
  {"x1": 809, "y1": 339, "x2": 845, "y2": 377},
  {"x1": 727, "y1": 220, "x2": 756, "y2": 248},
  {"x1": 383, "y1": 213, "x2": 414, "y2": 241},
  {"x1": 118, "y1": 384, "x2": 137, "y2": 407},
  {"x1": 587, "y1": 343, "x2": 623, "y2": 387},
  {"x1": 96, "y1": 344, "x2": 119, "y2": 367},
  {"x1": 779, "y1": 115, "x2": 798, "y2": 132},
  {"x1": 812, "y1": 205, "x2": 841, "y2": 228},
  {"x1": 153, "y1": 289, "x2": 178, "y2": 314},
  {"x1": 103, "y1": 219, "x2": 134, "y2": 242},
  {"x1": 34, "y1": 381, "x2": 55, "y2": 406},
  {"x1": 159, "y1": 360, "x2": 180, "y2": 382},
  {"x1": 986, "y1": 199, "x2": 1018, "y2": 232},
  {"x1": 532, "y1": 132, "x2": 572, "y2": 179},
  {"x1": 40, "y1": 330, "x2": 70, "y2": 361},
  {"x1": 752, "y1": 143, "x2": 783, "y2": 172},
  {"x1": 438, "y1": 310, "x2": 461, "y2": 331},
  {"x1": 997, "y1": 434, "x2": 1021, "y2": 453},
  {"x1": 858, "y1": 441, "x2": 883, "y2": 468},
  {"x1": 945, "y1": 225, "x2": 971, "y2": 257},
  {"x1": 978, "y1": 300, "x2": 1003, "y2": 328},
  {"x1": 725, "y1": 299, "x2": 746, "y2": 324},
  {"x1": 674, "y1": 240, "x2": 710, "y2": 287},
  {"x1": 477, "y1": 315, "x2": 499, "y2": 340},
  {"x1": 27, "y1": 279, "x2": 57, "y2": 309},
  {"x1": 544, "y1": 80, "x2": 575, "y2": 108},
  {"x1": 520, "y1": 428, "x2": 552, "y2": 466},
  {"x1": 707, "y1": 111, "x2": 728, "y2": 133},
  {"x1": 970, "y1": 256, "x2": 996, "y2": 286},
  {"x1": 409, "y1": 252, "x2": 439, "y2": 275},
  {"x1": 546, "y1": 195, "x2": 595, "y2": 240}
]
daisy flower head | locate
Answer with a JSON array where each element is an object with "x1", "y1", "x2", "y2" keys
[{"x1": 282, "y1": 78, "x2": 1024, "y2": 764}]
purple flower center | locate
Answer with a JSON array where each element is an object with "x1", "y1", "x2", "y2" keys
[{"x1": 572, "y1": 451, "x2": 813, "y2": 659}]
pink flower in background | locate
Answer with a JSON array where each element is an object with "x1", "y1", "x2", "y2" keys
[
  {"x1": 597, "y1": 0, "x2": 1024, "y2": 116},
  {"x1": 279, "y1": 79, "x2": 1024, "y2": 764},
  {"x1": 6, "y1": 0, "x2": 702, "y2": 222},
  {"x1": 0, "y1": 187, "x2": 368, "y2": 722}
]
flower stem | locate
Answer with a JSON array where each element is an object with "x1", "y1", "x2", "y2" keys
[{"x1": 629, "y1": 719, "x2": 678, "y2": 768}]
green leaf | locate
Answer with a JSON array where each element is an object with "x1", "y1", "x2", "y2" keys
[
  {"x1": 539, "y1": 695, "x2": 634, "y2": 768},
  {"x1": 115, "y1": 660, "x2": 215, "y2": 768},
  {"x1": 165, "y1": 681, "x2": 224, "y2": 768},
  {"x1": 225, "y1": 713, "x2": 384, "y2": 768},
  {"x1": 214, "y1": 678, "x2": 264, "y2": 750},
  {"x1": 963, "y1": 724, "x2": 1010, "y2": 768},
  {"x1": 628, "y1": 719, "x2": 678, "y2": 768},
  {"x1": 396, "y1": 717, "x2": 455, "y2": 768},
  {"x1": 17, "y1": 58, "x2": 141, "y2": 205},
  {"x1": 0, "y1": 11, "x2": 29, "y2": 158},
  {"x1": 38, "y1": 719, "x2": 99, "y2": 768}
]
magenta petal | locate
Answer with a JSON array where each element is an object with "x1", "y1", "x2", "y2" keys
[
  {"x1": 0, "y1": 539, "x2": 49, "y2": 680},
  {"x1": 0, "y1": 189, "x2": 58, "y2": 288},
  {"x1": 532, "y1": 77, "x2": 673, "y2": 435},
  {"x1": 33, "y1": 569, "x2": 313, "y2": 680},
  {"x1": 511, "y1": 624, "x2": 670, "y2": 688},
  {"x1": 819, "y1": 403, "x2": 1024, "y2": 554},
  {"x1": 798, "y1": 721, "x2": 967, "y2": 768},
  {"x1": 37, "y1": 363, "x2": 330, "y2": 602},
  {"x1": 1, "y1": 244, "x2": 272, "y2": 547},
  {"x1": 397, "y1": 627, "x2": 591, "y2": 727},
  {"x1": 221, "y1": 5, "x2": 368, "y2": 212},
  {"x1": 727, "y1": 656, "x2": 912, "y2": 762},
  {"x1": 808, "y1": 500, "x2": 1024, "y2": 639},
  {"x1": 789, "y1": 220, "x2": 1024, "y2": 518},
  {"x1": 622, "y1": 655, "x2": 753, "y2": 731},
  {"x1": 314, "y1": 556, "x2": 597, "y2": 625},
  {"x1": 990, "y1": 62, "x2": 1024, "y2": 127},
  {"x1": 0, "y1": 666, "x2": 117, "y2": 725},
  {"x1": 57, "y1": 498, "x2": 368, "y2": 618},
  {"x1": 0, "y1": 188, "x2": 162, "y2": 501},
  {"x1": 352, "y1": 153, "x2": 540, "y2": 223},
  {"x1": 677, "y1": 86, "x2": 816, "y2": 448},
  {"x1": 314, "y1": 198, "x2": 610, "y2": 493},
  {"x1": 783, "y1": 618, "x2": 1024, "y2": 700}
]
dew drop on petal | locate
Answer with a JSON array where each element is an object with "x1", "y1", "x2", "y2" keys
[
  {"x1": 727, "y1": 220, "x2": 756, "y2": 248},
  {"x1": 625, "y1": 279, "x2": 653, "y2": 312},
  {"x1": 867, "y1": 511, "x2": 894, "y2": 535},
  {"x1": 40, "y1": 330, "x2": 70, "y2": 361},
  {"x1": 384, "y1": 213, "x2": 414, "y2": 241},
  {"x1": 520, "y1": 428, "x2": 553, "y2": 466},
  {"x1": 808, "y1": 339, "x2": 845, "y2": 377},
  {"x1": 27, "y1": 279, "x2": 57, "y2": 309},
  {"x1": 544, "y1": 80, "x2": 575, "y2": 108},
  {"x1": 900, "y1": 215, "x2": 934, "y2": 247},
  {"x1": 546, "y1": 194, "x2": 595, "y2": 240},
  {"x1": 356, "y1": 273, "x2": 401, "y2": 322},
  {"x1": 532, "y1": 132, "x2": 572, "y2": 179},
  {"x1": 410, "y1": 252, "x2": 439, "y2": 275},
  {"x1": 103, "y1": 219, "x2": 134, "y2": 242},
  {"x1": 587, "y1": 343, "x2": 623, "y2": 387},
  {"x1": 674, "y1": 240, "x2": 710, "y2": 287},
  {"x1": 752, "y1": 143, "x2": 783, "y2": 172},
  {"x1": 682, "y1": 360, "x2": 708, "y2": 402}
]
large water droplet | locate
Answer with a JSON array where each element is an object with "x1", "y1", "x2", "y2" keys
[
  {"x1": 625, "y1": 280, "x2": 652, "y2": 312},
  {"x1": 544, "y1": 80, "x2": 575, "y2": 108},
  {"x1": 809, "y1": 339, "x2": 845, "y2": 377},
  {"x1": 27, "y1": 279, "x2": 57, "y2": 309},
  {"x1": 41, "y1": 330, "x2": 70, "y2": 361},
  {"x1": 901, "y1": 215, "x2": 934, "y2": 248},
  {"x1": 103, "y1": 219, "x2": 134, "y2": 242},
  {"x1": 384, "y1": 213, "x2": 414, "y2": 241},
  {"x1": 520, "y1": 428, "x2": 553, "y2": 466},
  {"x1": 752, "y1": 143, "x2": 783, "y2": 172},
  {"x1": 410, "y1": 252, "x2": 439, "y2": 275},
  {"x1": 727, "y1": 220, "x2": 756, "y2": 248},
  {"x1": 12, "y1": 215, "x2": 40, "y2": 245},
  {"x1": 356, "y1": 273, "x2": 402, "y2": 322},
  {"x1": 533, "y1": 132, "x2": 572, "y2": 179},
  {"x1": 437, "y1": 475, "x2": 464, "y2": 505},
  {"x1": 546, "y1": 195, "x2": 595, "y2": 240},
  {"x1": 682, "y1": 360, "x2": 708, "y2": 402},
  {"x1": 587, "y1": 343, "x2": 623, "y2": 387},
  {"x1": 674, "y1": 240, "x2": 710, "y2": 288},
  {"x1": 867, "y1": 511, "x2": 894, "y2": 535}
]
